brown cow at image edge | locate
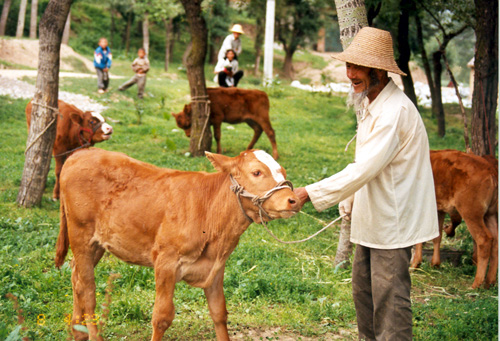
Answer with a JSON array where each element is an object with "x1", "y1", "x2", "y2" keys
[
  {"x1": 412, "y1": 150, "x2": 498, "y2": 289},
  {"x1": 26, "y1": 100, "x2": 113, "y2": 199},
  {"x1": 172, "y1": 87, "x2": 279, "y2": 159},
  {"x1": 55, "y1": 148, "x2": 300, "y2": 340}
]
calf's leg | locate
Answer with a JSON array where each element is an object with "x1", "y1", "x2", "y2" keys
[
  {"x1": 204, "y1": 269, "x2": 229, "y2": 341},
  {"x1": 213, "y1": 123, "x2": 222, "y2": 154},
  {"x1": 70, "y1": 245, "x2": 105, "y2": 340},
  {"x1": 53, "y1": 156, "x2": 65, "y2": 200},
  {"x1": 151, "y1": 264, "x2": 176, "y2": 341},
  {"x1": 430, "y1": 212, "x2": 446, "y2": 267},
  {"x1": 462, "y1": 214, "x2": 493, "y2": 289},
  {"x1": 256, "y1": 119, "x2": 279, "y2": 160},
  {"x1": 245, "y1": 120, "x2": 263, "y2": 150},
  {"x1": 485, "y1": 213, "x2": 498, "y2": 288}
]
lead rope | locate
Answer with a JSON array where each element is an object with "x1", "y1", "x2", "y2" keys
[
  {"x1": 25, "y1": 101, "x2": 61, "y2": 155},
  {"x1": 260, "y1": 211, "x2": 346, "y2": 244},
  {"x1": 191, "y1": 95, "x2": 211, "y2": 150},
  {"x1": 230, "y1": 175, "x2": 347, "y2": 244}
]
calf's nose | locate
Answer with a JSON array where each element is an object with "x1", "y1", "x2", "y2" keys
[{"x1": 288, "y1": 196, "x2": 301, "y2": 211}]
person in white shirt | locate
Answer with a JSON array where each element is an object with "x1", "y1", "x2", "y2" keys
[
  {"x1": 294, "y1": 27, "x2": 439, "y2": 340},
  {"x1": 217, "y1": 24, "x2": 244, "y2": 61},
  {"x1": 214, "y1": 49, "x2": 244, "y2": 87}
]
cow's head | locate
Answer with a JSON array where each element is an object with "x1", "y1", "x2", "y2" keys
[
  {"x1": 171, "y1": 104, "x2": 192, "y2": 137},
  {"x1": 206, "y1": 150, "x2": 300, "y2": 223},
  {"x1": 70, "y1": 111, "x2": 113, "y2": 144}
]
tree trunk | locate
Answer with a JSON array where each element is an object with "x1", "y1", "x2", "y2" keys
[
  {"x1": 0, "y1": 0, "x2": 12, "y2": 36},
  {"x1": 125, "y1": 13, "x2": 132, "y2": 55},
  {"x1": 180, "y1": 0, "x2": 211, "y2": 156},
  {"x1": 334, "y1": 219, "x2": 353, "y2": 268},
  {"x1": 432, "y1": 50, "x2": 446, "y2": 137},
  {"x1": 332, "y1": 0, "x2": 368, "y2": 266},
  {"x1": 283, "y1": 48, "x2": 294, "y2": 79},
  {"x1": 209, "y1": 35, "x2": 221, "y2": 65},
  {"x1": 17, "y1": 0, "x2": 72, "y2": 208},
  {"x1": 254, "y1": 16, "x2": 264, "y2": 75},
  {"x1": 142, "y1": 12, "x2": 149, "y2": 55},
  {"x1": 61, "y1": 10, "x2": 70, "y2": 44},
  {"x1": 471, "y1": 0, "x2": 498, "y2": 156},
  {"x1": 396, "y1": 0, "x2": 417, "y2": 106},
  {"x1": 110, "y1": 7, "x2": 114, "y2": 48},
  {"x1": 334, "y1": 0, "x2": 368, "y2": 50},
  {"x1": 29, "y1": 0, "x2": 38, "y2": 39},
  {"x1": 16, "y1": 0, "x2": 28, "y2": 38},
  {"x1": 415, "y1": 14, "x2": 435, "y2": 104},
  {"x1": 164, "y1": 18, "x2": 172, "y2": 71}
]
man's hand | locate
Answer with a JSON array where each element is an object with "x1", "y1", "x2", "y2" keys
[
  {"x1": 339, "y1": 195, "x2": 354, "y2": 221},
  {"x1": 103, "y1": 68, "x2": 109, "y2": 73},
  {"x1": 294, "y1": 187, "x2": 310, "y2": 209}
]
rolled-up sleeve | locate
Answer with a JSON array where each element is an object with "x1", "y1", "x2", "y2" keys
[{"x1": 306, "y1": 110, "x2": 401, "y2": 212}]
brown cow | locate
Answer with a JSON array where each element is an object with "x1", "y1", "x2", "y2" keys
[
  {"x1": 55, "y1": 148, "x2": 299, "y2": 340},
  {"x1": 411, "y1": 150, "x2": 498, "y2": 289},
  {"x1": 172, "y1": 87, "x2": 279, "y2": 159},
  {"x1": 26, "y1": 100, "x2": 113, "y2": 199}
]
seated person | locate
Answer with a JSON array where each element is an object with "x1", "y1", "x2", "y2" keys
[{"x1": 214, "y1": 49, "x2": 244, "y2": 88}]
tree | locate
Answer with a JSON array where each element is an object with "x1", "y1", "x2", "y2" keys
[
  {"x1": 417, "y1": 0, "x2": 471, "y2": 137},
  {"x1": 471, "y1": 0, "x2": 498, "y2": 156},
  {"x1": 142, "y1": 11, "x2": 149, "y2": 54},
  {"x1": 275, "y1": 0, "x2": 325, "y2": 78},
  {"x1": 332, "y1": 0, "x2": 369, "y2": 268},
  {"x1": 0, "y1": 0, "x2": 12, "y2": 36},
  {"x1": 29, "y1": 0, "x2": 38, "y2": 39},
  {"x1": 61, "y1": 9, "x2": 70, "y2": 44},
  {"x1": 395, "y1": 0, "x2": 418, "y2": 106},
  {"x1": 205, "y1": 0, "x2": 230, "y2": 65},
  {"x1": 180, "y1": 0, "x2": 211, "y2": 157},
  {"x1": 247, "y1": 0, "x2": 266, "y2": 75},
  {"x1": 17, "y1": 0, "x2": 72, "y2": 208},
  {"x1": 16, "y1": 0, "x2": 28, "y2": 38},
  {"x1": 147, "y1": 0, "x2": 182, "y2": 71}
]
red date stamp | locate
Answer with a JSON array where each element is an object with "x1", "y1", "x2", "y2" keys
[{"x1": 36, "y1": 313, "x2": 100, "y2": 326}]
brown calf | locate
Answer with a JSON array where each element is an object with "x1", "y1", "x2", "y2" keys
[
  {"x1": 26, "y1": 100, "x2": 113, "y2": 199},
  {"x1": 172, "y1": 87, "x2": 279, "y2": 159},
  {"x1": 55, "y1": 148, "x2": 299, "y2": 340},
  {"x1": 412, "y1": 150, "x2": 498, "y2": 289}
]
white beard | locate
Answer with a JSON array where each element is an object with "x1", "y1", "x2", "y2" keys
[{"x1": 346, "y1": 87, "x2": 369, "y2": 113}]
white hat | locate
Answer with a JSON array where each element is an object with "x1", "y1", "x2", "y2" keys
[{"x1": 230, "y1": 24, "x2": 244, "y2": 35}]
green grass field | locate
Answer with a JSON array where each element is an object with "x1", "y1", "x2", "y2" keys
[{"x1": 0, "y1": 59, "x2": 497, "y2": 340}]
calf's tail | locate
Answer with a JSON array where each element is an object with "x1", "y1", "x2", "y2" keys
[{"x1": 55, "y1": 200, "x2": 69, "y2": 268}]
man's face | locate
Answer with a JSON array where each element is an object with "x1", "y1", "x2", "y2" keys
[
  {"x1": 138, "y1": 49, "x2": 146, "y2": 58},
  {"x1": 346, "y1": 63, "x2": 374, "y2": 93},
  {"x1": 233, "y1": 32, "x2": 240, "y2": 40}
]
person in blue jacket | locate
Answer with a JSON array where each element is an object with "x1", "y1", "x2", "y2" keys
[{"x1": 94, "y1": 38, "x2": 112, "y2": 93}]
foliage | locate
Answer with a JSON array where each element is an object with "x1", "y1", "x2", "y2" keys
[{"x1": 0, "y1": 54, "x2": 497, "y2": 338}]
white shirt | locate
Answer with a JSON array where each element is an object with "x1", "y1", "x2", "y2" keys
[
  {"x1": 306, "y1": 79, "x2": 439, "y2": 249},
  {"x1": 218, "y1": 34, "x2": 242, "y2": 60},
  {"x1": 213, "y1": 58, "x2": 239, "y2": 86}
]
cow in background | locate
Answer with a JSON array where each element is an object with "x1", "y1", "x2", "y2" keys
[
  {"x1": 26, "y1": 100, "x2": 113, "y2": 200},
  {"x1": 412, "y1": 150, "x2": 498, "y2": 289},
  {"x1": 55, "y1": 148, "x2": 299, "y2": 340},
  {"x1": 172, "y1": 87, "x2": 279, "y2": 159}
]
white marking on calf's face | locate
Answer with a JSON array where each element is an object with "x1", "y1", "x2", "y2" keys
[
  {"x1": 91, "y1": 112, "x2": 113, "y2": 135},
  {"x1": 253, "y1": 150, "x2": 285, "y2": 182}
]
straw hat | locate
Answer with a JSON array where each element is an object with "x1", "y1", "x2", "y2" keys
[
  {"x1": 332, "y1": 27, "x2": 406, "y2": 76},
  {"x1": 230, "y1": 24, "x2": 244, "y2": 35}
]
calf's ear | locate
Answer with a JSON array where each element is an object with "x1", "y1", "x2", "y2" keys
[
  {"x1": 206, "y1": 152, "x2": 236, "y2": 174},
  {"x1": 69, "y1": 112, "x2": 84, "y2": 125}
]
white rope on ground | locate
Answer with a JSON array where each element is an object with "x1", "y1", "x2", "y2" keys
[{"x1": 260, "y1": 213, "x2": 346, "y2": 244}]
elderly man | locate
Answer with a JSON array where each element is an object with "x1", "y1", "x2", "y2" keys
[
  {"x1": 217, "y1": 24, "x2": 244, "y2": 61},
  {"x1": 295, "y1": 27, "x2": 438, "y2": 340}
]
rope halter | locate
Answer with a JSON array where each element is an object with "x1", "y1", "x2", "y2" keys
[{"x1": 229, "y1": 174, "x2": 294, "y2": 224}]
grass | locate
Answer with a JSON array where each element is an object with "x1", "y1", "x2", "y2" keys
[{"x1": 0, "y1": 58, "x2": 497, "y2": 340}]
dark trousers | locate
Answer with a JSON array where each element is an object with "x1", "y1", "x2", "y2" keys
[
  {"x1": 218, "y1": 70, "x2": 244, "y2": 87},
  {"x1": 96, "y1": 68, "x2": 109, "y2": 90},
  {"x1": 352, "y1": 245, "x2": 412, "y2": 341},
  {"x1": 119, "y1": 74, "x2": 147, "y2": 98}
]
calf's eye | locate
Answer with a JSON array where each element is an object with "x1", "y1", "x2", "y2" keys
[{"x1": 252, "y1": 170, "x2": 261, "y2": 177}]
